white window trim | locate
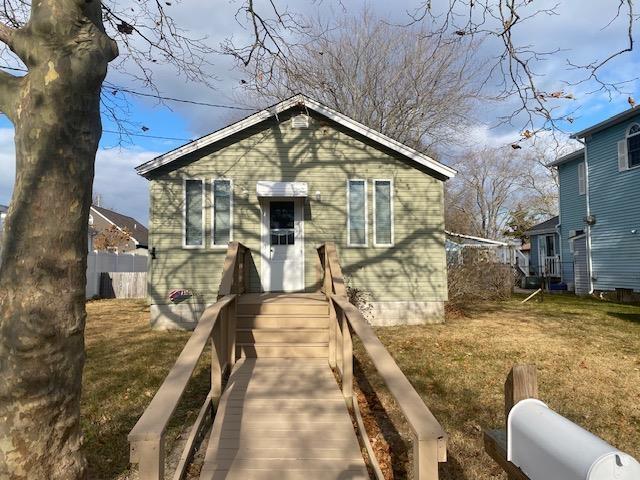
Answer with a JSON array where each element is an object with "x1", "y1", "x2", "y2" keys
[
  {"x1": 347, "y1": 179, "x2": 368, "y2": 247},
  {"x1": 373, "y1": 179, "x2": 394, "y2": 247},
  {"x1": 211, "y1": 178, "x2": 233, "y2": 249},
  {"x1": 624, "y1": 123, "x2": 640, "y2": 171},
  {"x1": 182, "y1": 178, "x2": 205, "y2": 249},
  {"x1": 577, "y1": 162, "x2": 586, "y2": 196}
]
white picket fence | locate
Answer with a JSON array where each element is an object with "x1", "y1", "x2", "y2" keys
[{"x1": 86, "y1": 251, "x2": 147, "y2": 298}]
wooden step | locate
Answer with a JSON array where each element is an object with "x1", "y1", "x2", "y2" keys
[
  {"x1": 238, "y1": 343, "x2": 328, "y2": 358},
  {"x1": 237, "y1": 315, "x2": 329, "y2": 329},
  {"x1": 236, "y1": 293, "x2": 329, "y2": 316},
  {"x1": 237, "y1": 329, "x2": 328, "y2": 344},
  {"x1": 237, "y1": 303, "x2": 328, "y2": 316}
]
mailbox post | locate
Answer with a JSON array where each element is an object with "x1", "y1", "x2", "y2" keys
[{"x1": 484, "y1": 365, "x2": 640, "y2": 480}]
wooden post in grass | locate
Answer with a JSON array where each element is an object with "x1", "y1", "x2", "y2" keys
[
  {"x1": 484, "y1": 364, "x2": 538, "y2": 480},
  {"x1": 505, "y1": 365, "x2": 538, "y2": 424}
]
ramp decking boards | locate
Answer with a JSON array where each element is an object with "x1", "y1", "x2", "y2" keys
[{"x1": 200, "y1": 358, "x2": 368, "y2": 480}]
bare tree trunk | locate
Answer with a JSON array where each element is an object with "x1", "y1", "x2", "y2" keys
[{"x1": 0, "y1": 1, "x2": 117, "y2": 478}]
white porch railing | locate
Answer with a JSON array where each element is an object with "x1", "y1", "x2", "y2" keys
[
  {"x1": 543, "y1": 256, "x2": 560, "y2": 277},
  {"x1": 515, "y1": 250, "x2": 529, "y2": 276}
]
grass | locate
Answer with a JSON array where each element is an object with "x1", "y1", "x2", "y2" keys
[
  {"x1": 82, "y1": 295, "x2": 640, "y2": 479},
  {"x1": 356, "y1": 293, "x2": 640, "y2": 479},
  {"x1": 82, "y1": 299, "x2": 210, "y2": 480}
]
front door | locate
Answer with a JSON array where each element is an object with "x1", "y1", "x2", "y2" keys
[{"x1": 261, "y1": 199, "x2": 304, "y2": 292}]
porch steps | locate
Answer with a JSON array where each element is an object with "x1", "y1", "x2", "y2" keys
[{"x1": 236, "y1": 293, "x2": 329, "y2": 359}]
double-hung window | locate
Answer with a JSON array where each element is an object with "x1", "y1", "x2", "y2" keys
[
  {"x1": 619, "y1": 123, "x2": 640, "y2": 171},
  {"x1": 373, "y1": 180, "x2": 394, "y2": 246},
  {"x1": 577, "y1": 162, "x2": 586, "y2": 196},
  {"x1": 627, "y1": 124, "x2": 640, "y2": 168},
  {"x1": 184, "y1": 179, "x2": 205, "y2": 248},
  {"x1": 347, "y1": 179, "x2": 367, "y2": 246},
  {"x1": 212, "y1": 179, "x2": 232, "y2": 247}
]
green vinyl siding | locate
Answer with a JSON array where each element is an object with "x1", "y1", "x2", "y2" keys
[{"x1": 147, "y1": 110, "x2": 446, "y2": 306}]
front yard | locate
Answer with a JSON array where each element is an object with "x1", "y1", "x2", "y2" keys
[{"x1": 83, "y1": 295, "x2": 640, "y2": 479}]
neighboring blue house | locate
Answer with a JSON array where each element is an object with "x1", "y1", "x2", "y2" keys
[
  {"x1": 525, "y1": 216, "x2": 560, "y2": 279},
  {"x1": 548, "y1": 106, "x2": 640, "y2": 295}
]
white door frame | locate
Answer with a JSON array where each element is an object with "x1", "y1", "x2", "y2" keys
[{"x1": 260, "y1": 197, "x2": 305, "y2": 292}]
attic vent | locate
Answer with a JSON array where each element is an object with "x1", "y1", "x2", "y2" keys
[{"x1": 291, "y1": 114, "x2": 309, "y2": 129}]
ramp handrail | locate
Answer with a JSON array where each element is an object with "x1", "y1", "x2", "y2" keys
[
  {"x1": 318, "y1": 242, "x2": 447, "y2": 480},
  {"x1": 129, "y1": 242, "x2": 249, "y2": 480}
]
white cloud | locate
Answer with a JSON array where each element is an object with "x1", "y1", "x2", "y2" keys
[{"x1": 0, "y1": 127, "x2": 156, "y2": 225}]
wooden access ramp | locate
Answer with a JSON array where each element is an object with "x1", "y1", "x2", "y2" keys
[
  {"x1": 128, "y1": 242, "x2": 447, "y2": 480},
  {"x1": 200, "y1": 358, "x2": 368, "y2": 479}
]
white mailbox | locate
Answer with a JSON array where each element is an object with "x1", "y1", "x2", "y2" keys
[{"x1": 507, "y1": 399, "x2": 640, "y2": 480}]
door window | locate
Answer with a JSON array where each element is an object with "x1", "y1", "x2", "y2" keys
[
  {"x1": 270, "y1": 201, "x2": 295, "y2": 245},
  {"x1": 545, "y1": 235, "x2": 555, "y2": 257}
]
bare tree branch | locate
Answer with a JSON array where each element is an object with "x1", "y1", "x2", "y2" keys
[{"x1": 412, "y1": 0, "x2": 637, "y2": 140}]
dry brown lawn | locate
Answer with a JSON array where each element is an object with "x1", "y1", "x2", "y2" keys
[
  {"x1": 356, "y1": 294, "x2": 640, "y2": 479},
  {"x1": 82, "y1": 295, "x2": 640, "y2": 479},
  {"x1": 83, "y1": 299, "x2": 210, "y2": 480}
]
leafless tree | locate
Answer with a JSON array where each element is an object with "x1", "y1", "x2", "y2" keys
[
  {"x1": 446, "y1": 145, "x2": 561, "y2": 238},
  {"x1": 0, "y1": 1, "x2": 291, "y2": 478},
  {"x1": 412, "y1": 0, "x2": 638, "y2": 142},
  {"x1": 242, "y1": 9, "x2": 487, "y2": 152}
]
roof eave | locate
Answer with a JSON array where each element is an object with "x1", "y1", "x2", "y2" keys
[
  {"x1": 546, "y1": 148, "x2": 585, "y2": 167},
  {"x1": 572, "y1": 106, "x2": 640, "y2": 139},
  {"x1": 136, "y1": 94, "x2": 457, "y2": 179}
]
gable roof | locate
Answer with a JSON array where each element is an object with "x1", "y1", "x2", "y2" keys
[
  {"x1": 90, "y1": 206, "x2": 148, "y2": 247},
  {"x1": 572, "y1": 105, "x2": 640, "y2": 139},
  {"x1": 135, "y1": 94, "x2": 457, "y2": 179},
  {"x1": 547, "y1": 148, "x2": 584, "y2": 167},
  {"x1": 524, "y1": 215, "x2": 559, "y2": 236}
]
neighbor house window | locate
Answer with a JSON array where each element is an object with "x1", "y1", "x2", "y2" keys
[
  {"x1": 619, "y1": 123, "x2": 640, "y2": 171},
  {"x1": 212, "y1": 179, "x2": 232, "y2": 247},
  {"x1": 184, "y1": 179, "x2": 204, "y2": 248},
  {"x1": 373, "y1": 180, "x2": 394, "y2": 246},
  {"x1": 627, "y1": 123, "x2": 640, "y2": 168},
  {"x1": 347, "y1": 179, "x2": 367, "y2": 246},
  {"x1": 578, "y1": 162, "x2": 586, "y2": 195}
]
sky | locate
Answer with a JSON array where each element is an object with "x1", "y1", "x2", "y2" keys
[{"x1": 0, "y1": 0, "x2": 639, "y2": 224}]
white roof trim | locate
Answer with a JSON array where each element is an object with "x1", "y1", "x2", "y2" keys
[
  {"x1": 445, "y1": 231, "x2": 509, "y2": 246},
  {"x1": 90, "y1": 206, "x2": 144, "y2": 245},
  {"x1": 135, "y1": 94, "x2": 457, "y2": 179},
  {"x1": 256, "y1": 181, "x2": 308, "y2": 197}
]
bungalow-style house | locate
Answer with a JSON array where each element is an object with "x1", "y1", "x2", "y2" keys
[
  {"x1": 547, "y1": 106, "x2": 640, "y2": 296},
  {"x1": 136, "y1": 94, "x2": 456, "y2": 329},
  {"x1": 89, "y1": 205, "x2": 149, "y2": 254},
  {"x1": 525, "y1": 215, "x2": 561, "y2": 279}
]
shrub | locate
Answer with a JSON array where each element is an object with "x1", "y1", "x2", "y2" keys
[{"x1": 448, "y1": 255, "x2": 513, "y2": 307}]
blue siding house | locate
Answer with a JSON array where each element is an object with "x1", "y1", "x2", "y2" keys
[
  {"x1": 549, "y1": 106, "x2": 640, "y2": 295},
  {"x1": 525, "y1": 216, "x2": 560, "y2": 278}
]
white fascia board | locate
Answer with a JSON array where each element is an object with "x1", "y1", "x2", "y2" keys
[
  {"x1": 445, "y1": 230, "x2": 509, "y2": 246},
  {"x1": 135, "y1": 94, "x2": 457, "y2": 179},
  {"x1": 89, "y1": 206, "x2": 143, "y2": 245}
]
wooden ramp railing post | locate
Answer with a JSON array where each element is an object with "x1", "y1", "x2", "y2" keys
[
  {"x1": 414, "y1": 437, "x2": 440, "y2": 480},
  {"x1": 340, "y1": 308, "x2": 353, "y2": 407},
  {"x1": 325, "y1": 247, "x2": 337, "y2": 369}
]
